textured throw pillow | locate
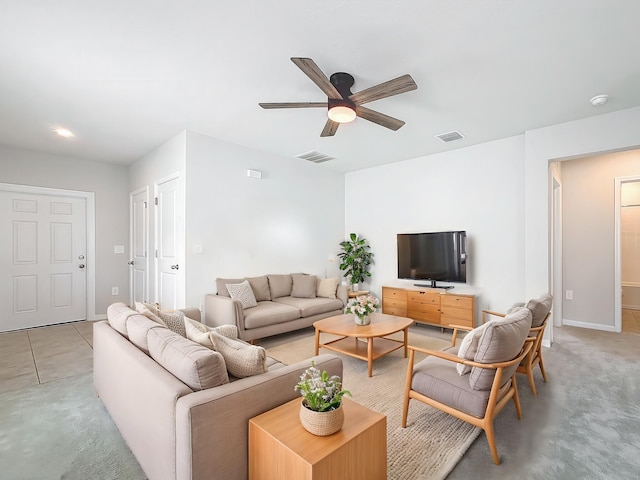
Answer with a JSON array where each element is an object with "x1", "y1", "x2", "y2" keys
[
  {"x1": 456, "y1": 321, "x2": 493, "y2": 375},
  {"x1": 317, "y1": 277, "x2": 339, "y2": 299},
  {"x1": 291, "y1": 274, "x2": 317, "y2": 298},
  {"x1": 157, "y1": 310, "x2": 188, "y2": 337},
  {"x1": 209, "y1": 332, "x2": 267, "y2": 378},
  {"x1": 184, "y1": 316, "x2": 238, "y2": 349},
  {"x1": 215, "y1": 277, "x2": 244, "y2": 297},
  {"x1": 134, "y1": 301, "x2": 165, "y2": 325},
  {"x1": 226, "y1": 280, "x2": 258, "y2": 309}
]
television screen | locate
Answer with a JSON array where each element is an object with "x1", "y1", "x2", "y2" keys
[{"x1": 397, "y1": 231, "x2": 467, "y2": 285}]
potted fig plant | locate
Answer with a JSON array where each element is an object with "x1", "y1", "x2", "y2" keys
[{"x1": 338, "y1": 233, "x2": 373, "y2": 292}]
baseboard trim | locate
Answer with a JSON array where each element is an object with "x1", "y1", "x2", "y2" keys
[{"x1": 562, "y1": 319, "x2": 617, "y2": 332}]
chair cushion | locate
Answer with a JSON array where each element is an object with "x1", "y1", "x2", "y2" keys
[
  {"x1": 267, "y1": 274, "x2": 293, "y2": 299},
  {"x1": 210, "y1": 332, "x2": 267, "y2": 378},
  {"x1": 226, "y1": 280, "x2": 258, "y2": 309},
  {"x1": 243, "y1": 302, "x2": 301, "y2": 329},
  {"x1": 317, "y1": 277, "x2": 339, "y2": 299},
  {"x1": 246, "y1": 275, "x2": 271, "y2": 302},
  {"x1": 215, "y1": 277, "x2": 244, "y2": 297},
  {"x1": 527, "y1": 294, "x2": 553, "y2": 328},
  {"x1": 273, "y1": 296, "x2": 343, "y2": 317},
  {"x1": 456, "y1": 322, "x2": 492, "y2": 375},
  {"x1": 291, "y1": 274, "x2": 318, "y2": 298},
  {"x1": 147, "y1": 328, "x2": 229, "y2": 390},
  {"x1": 469, "y1": 308, "x2": 532, "y2": 391},
  {"x1": 106, "y1": 302, "x2": 139, "y2": 338},
  {"x1": 412, "y1": 347, "x2": 492, "y2": 419}
]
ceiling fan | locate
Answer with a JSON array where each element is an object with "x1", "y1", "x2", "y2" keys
[{"x1": 259, "y1": 57, "x2": 417, "y2": 137}]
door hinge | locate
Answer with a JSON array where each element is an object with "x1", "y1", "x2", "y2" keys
[
  {"x1": 143, "y1": 201, "x2": 148, "y2": 208},
  {"x1": 154, "y1": 197, "x2": 158, "y2": 206},
  {"x1": 155, "y1": 249, "x2": 158, "y2": 258}
]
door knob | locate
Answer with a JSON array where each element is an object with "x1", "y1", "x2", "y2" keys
[
  {"x1": 78, "y1": 264, "x2": 85, "y2": 269},
  {"x1": 128, "y1": 261, "x2": 134, "y2": 265},
  {"x1": 171, "y1": 264, "x2": 179, "y2": 270}
]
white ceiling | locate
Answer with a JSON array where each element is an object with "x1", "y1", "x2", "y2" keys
[{"x1": 1, "y1": 1, "x2": 640, "y2": 172}]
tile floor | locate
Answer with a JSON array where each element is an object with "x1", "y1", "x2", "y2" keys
[
  {"x1": 622, "y1": 308, "x2": 640, "y2": 334},
  {"x1": 0, "y1": 321, "x2": 94, "y2": 394}
]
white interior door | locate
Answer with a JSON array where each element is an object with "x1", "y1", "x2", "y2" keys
[
  {"x1": 155, "y1": 174, "x2": 184, "y2": 310},
  {"x1": 130, "y1": 187, "x2": 149, "y2": 305},
  {"x1": 0, "y1": 190, "x2": 87, "y2": 331}
]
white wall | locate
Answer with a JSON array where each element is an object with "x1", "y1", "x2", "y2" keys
[
  {"x1": 561, "y1": 150, "x2": 640, "y2": 329},
  {"x1": 0, "y1": 144, "x2": 129, "y2": 316},
  {"x1": 345, "y1": 135, "x2": 526, "y2": 320},
  {"x1": 184, "y1": 131, "x2": 345, "y2": 309}
]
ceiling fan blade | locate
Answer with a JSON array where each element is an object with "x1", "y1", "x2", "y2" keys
[
  {"x1": 259, "y1": 102, "x2": 327, "y2": 109},
  {"x1": 349, "y1": 74, "x2": 417, "y2": 105},
  {"x1": 356, "y1": 106, "x2": 405, "y2": 131},
  {"x1": 320, "y1": 118, "x2": 340, "y2": 137},
  {"x1": 291, "y1": 57, "x2": 342, "y2": 100}
]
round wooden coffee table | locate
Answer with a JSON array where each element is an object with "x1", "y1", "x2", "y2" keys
[{"x1": 314, "y1": 313, "x2": 413, "y2": 377}]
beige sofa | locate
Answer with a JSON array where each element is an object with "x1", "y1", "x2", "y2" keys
[
  {"x1": 205, "y1": 274, "x2": 348, "y2": 342},
  {"x1": 94, "y1": 302, "x2": 342, "y2": 480}
]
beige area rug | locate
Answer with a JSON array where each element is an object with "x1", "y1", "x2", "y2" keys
[{"x1": 265, "y1": 330, "x2": 481, "y2": 480}]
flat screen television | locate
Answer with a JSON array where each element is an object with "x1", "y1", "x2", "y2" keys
[{"x1": 397, "y1": 231, "x2": 467, "y2": 288}]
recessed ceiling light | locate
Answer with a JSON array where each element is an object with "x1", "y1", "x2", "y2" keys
[
  {"x1": 53, "y1": 127, "x2": 74, "y2": 138},
  {"x1": 589, "y1": 94, "x2": 609, "y2": 107}
]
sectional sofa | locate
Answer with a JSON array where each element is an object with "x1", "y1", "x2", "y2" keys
[
  {"x1": 94, "y1": 302, "x2": 342, "y2": 480},
  {"x1": 204, "y1": 274, "x2": 348, "y2": 342}
]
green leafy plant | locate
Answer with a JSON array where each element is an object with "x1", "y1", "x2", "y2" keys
[
  {"x1": 338, "y1": 233, "x2": 373, "y2": 286},
  {"x1": 295, "y1": 361, "x2": 351, "y2": 412}
]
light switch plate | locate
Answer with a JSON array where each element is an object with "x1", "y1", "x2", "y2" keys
[{"x1": 114, "y1": 245, "x2": 125, "y2": 254}]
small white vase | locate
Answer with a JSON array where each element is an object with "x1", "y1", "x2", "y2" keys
[
  {"x1": 351, "y1": 283, "x2": 359, "y2": 292},
  {"x1": 354, "y1": 314, "x2": 371, "y2": 326}
]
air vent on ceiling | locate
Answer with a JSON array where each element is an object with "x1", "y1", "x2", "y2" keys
[
  {"x1": 435, "y1": 130, "x2": 465, "y2": 143},
  {"x1": 295, "y1": 150, "x2": 335, "y2": 164}
]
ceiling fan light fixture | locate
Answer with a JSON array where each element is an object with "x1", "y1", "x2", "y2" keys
[{"x1": 328, "y1": 105, "x2": 356, "y2": 123}]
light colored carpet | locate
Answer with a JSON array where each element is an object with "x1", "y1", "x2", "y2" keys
[{"x1": 266, "y1": 331, "x2": 481, "y2": 480}]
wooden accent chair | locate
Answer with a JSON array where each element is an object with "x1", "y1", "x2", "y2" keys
[
  {"x1": 402, "y1": 308, "x2": 533, "y2": 465},
  {"x1": 483, "y1": 294, "x2": 552, "y2": 395}
]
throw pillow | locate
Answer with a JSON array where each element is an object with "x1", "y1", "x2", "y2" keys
[
  {"x1": 456, "y1": 321, "x2": 493, "y2": 375},
  {"x1": 134, "y1": 301, "x2": 165, "y2": 325},
  {"x1": 215, "y1": 277, "x2": 244, "y2": 297},
  {"x1": 184, "y1": 316, "x2": 238, "y2": 349},
  {"x1": 226, "y1": 280, "x2": 258, "y2": 309},
  {"x1": 317, "y1": 277, "x2": 339, "y2": 299},
  {"x1": 157, "y1": 310, "x2": 188, "y2": 338},
  {"x1": 209, "y1": 332, "x2": 267, "y2": 378},
  {"x1": 291, "y1": 274, "x2": 317, "y2": 298}
]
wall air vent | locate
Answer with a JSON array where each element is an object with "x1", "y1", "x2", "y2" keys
[
  {"x1": 435, "y1": 130, "x2": 465, "y2": 143},
  {"x1": 295, "y1": 150, "x2": 335, "y2": 164}
]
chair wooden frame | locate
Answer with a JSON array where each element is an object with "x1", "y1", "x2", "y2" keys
[
  {"x1": 483, "y1": 309, "x2": 550, "y2": 395},
  {"x1": 402, "y1": 330, "x2": 532, "y2": 465}
]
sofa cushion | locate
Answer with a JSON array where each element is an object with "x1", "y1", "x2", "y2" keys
[
  {"x1": 267, "y1": 274, "x2": 293, "y2": 299},
  {"x1": 127, "y1": 314, "x2": 168, "y2": 354},
  {"x1": 216, "y1": 277, "x2": 244, "y2": 297},
  {"x1": 291, "y1": 274, "x2": 317, "y2": 298},
  {"x1": 157, "y1": 310, "x2": 188, "y2": 337},
  {"x1": 456, "y1": 321, "x2": 492, "y2": 375},
  {"x1": 184, "y1": 316, "x2": 238, "y2": 349},
  {"x1": 317, "y1": 277, "x2": 339, "y2": 299},
  {"x1": 243, "y1": 302, "x2": 301, "y2": 329},
  {"x1": 147, "y1": 328, "x2": 229, "y2": 390},
  {"x1": 226, "y1": 280, "x2": 258, "y2": 309},
  {"x1": 527, "y1": 294, "x2": 553, "y2": 328},
  {"x1": 469, "y1": 308, "x2": 532, "y2": 391},
  {"x1": 246, "y1": 275, "x2": 271, "y2": 302},
  {"x1": 210, "y1": 332, "x2": 267, "y2": 378},
  {"x1": 412, "y1": 347, "x2": 492, "y2": 419},
  {"x1": 272, "y1": 296, "x2": 343, "y2": 318},
  {"x1": 106, "y1": 302, "x2": 140, "y2": 338}
]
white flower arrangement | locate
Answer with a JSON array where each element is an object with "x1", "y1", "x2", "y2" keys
[
  {"x1": 295, "y1": 361, "x2": 351, "y2": 412},
  {"x1": 344, "y1": 294, "x2": 379, "y2": 319}
]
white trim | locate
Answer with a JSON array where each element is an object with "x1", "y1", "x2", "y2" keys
[
  {"x1": 614, "y1": 175, "x2": 640, "y2": 333},
  {"x1": 563, "y1": 319, "x2": 617, "y2": 332},
  {"x1": 0, "y1": 182, "x2": 97, "y2": 321}
]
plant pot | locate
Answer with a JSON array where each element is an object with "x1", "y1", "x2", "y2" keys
[
  {"x1": 351, "y1": 283, "x2": 359, "y2": 293},
  {"x1": 299, "y1": 400, "x2": 344, "y2": 436},
  {"x1": 354, "y1": 314, "x2": 371, "y2": 326}
]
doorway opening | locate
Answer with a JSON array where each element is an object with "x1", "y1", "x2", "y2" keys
[{"x1": 617, "y1": 176, "x2": 640, "y2": 333}]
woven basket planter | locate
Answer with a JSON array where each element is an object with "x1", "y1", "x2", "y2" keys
[{"x1": 299, "y1": 400, "x2": 344, "y2": 436}]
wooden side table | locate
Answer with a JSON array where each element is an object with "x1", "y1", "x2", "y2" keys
[
  {"x1": 249, "y1": 397, "x2": 387, "y2": 480},
  {"x1": 348, "y1": 290, "x2": 370, "y2": 298}
]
